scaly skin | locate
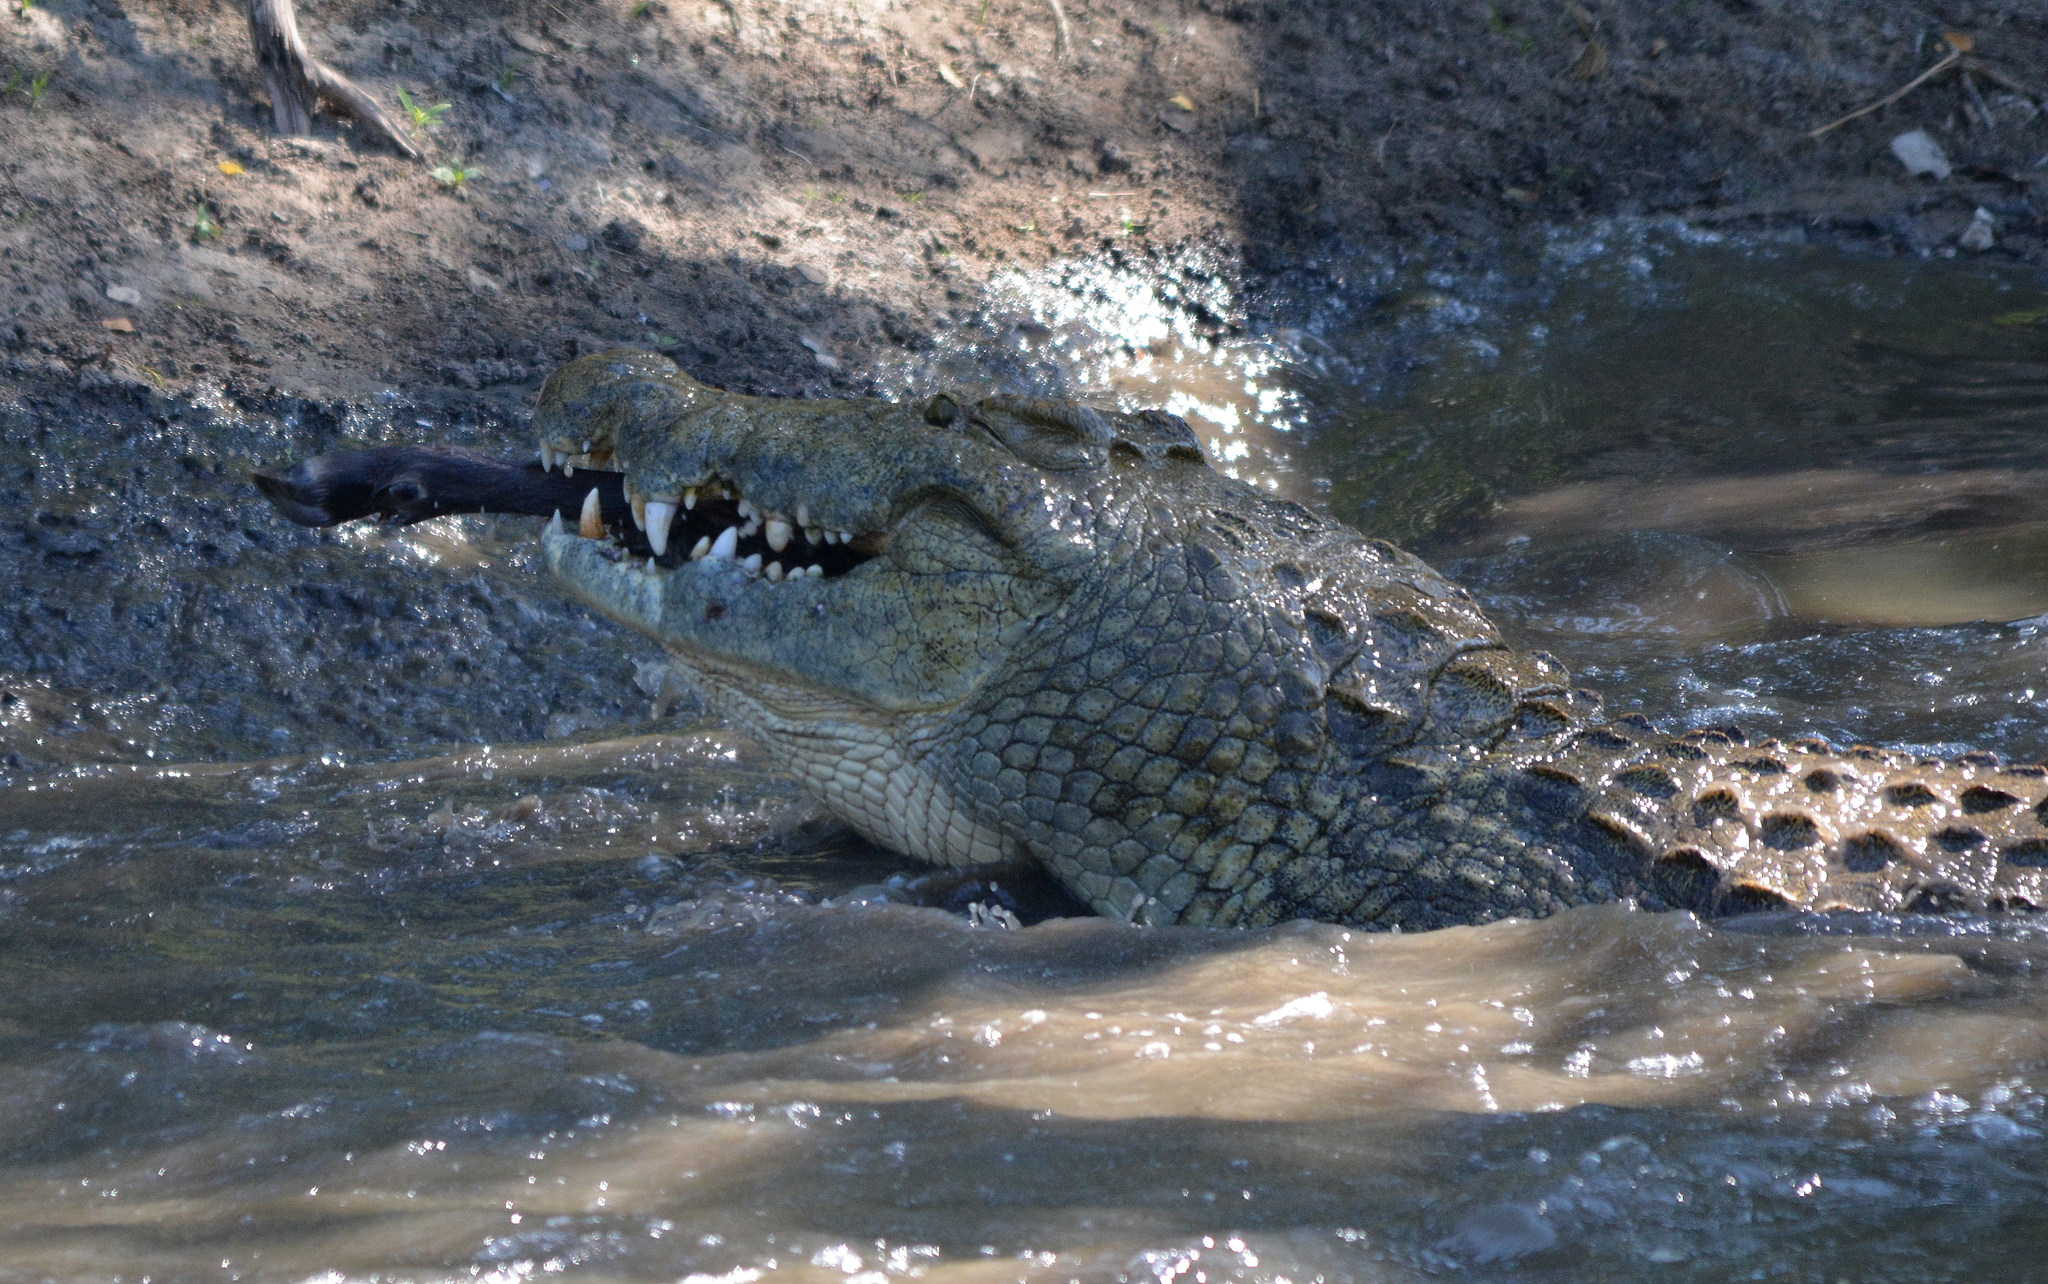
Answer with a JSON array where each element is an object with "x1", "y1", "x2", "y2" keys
[{"x1": 262, "y1": 351, "x2": 2048, "y2": 929}]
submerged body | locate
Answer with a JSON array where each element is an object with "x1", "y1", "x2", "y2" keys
[{"x1": 256, "y1": 352, "x2": 2048, "y2": 929}]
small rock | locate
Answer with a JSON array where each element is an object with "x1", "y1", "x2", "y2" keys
[
  {"x1": 600, "y1": 219, "x2": 645, "y2": 253},
  {"x1": 104, "y1": 284, "x2": 142, "y2": 305},
  {"x1": 797, "y1": 333, "x2": 840, "y2": 370},
  {"x1": 100, "y1": 317, "x2": 135, "y2": 333},
  {"x1": 1450, "y1": 1204, "x2": 1557, "y2": 1264},
  {"x1": 1889, "y1": 129, "x2": 1951, "y2": 181},
  {"x1": 562, "y1": 234, "x2": 590, "y2": 252},
  {"x1": 1959, "y1": 206, "x2": 1996, "y2": 251}
]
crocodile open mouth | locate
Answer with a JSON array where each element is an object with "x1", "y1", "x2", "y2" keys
[
  {"x1": 248, "y1": 443, "x2": 885, "y2": 587},
  {"x1": 555, "y1": 465, "x2": 883, "y2": 584}
]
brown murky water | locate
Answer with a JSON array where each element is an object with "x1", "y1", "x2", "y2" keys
[{"x1": 4, "y1": 231, "x2": 2048, "y2": 1282}]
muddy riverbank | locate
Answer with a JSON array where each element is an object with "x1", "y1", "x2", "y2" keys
[
  {"x1": 2, "y1": 0, "x2": 2044, "y2": 413},
  {"x1": 3, "y1": 0, "x2": 2046, "y2": 764}
]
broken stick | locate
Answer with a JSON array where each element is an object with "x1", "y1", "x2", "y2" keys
[{"x1": 246, "y1": 0, "x2": 420, "y2": 158}]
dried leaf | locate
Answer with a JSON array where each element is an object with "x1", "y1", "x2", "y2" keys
[
  {"x1": 937, "y1": 61, "x2": 965, "y2": 88},
  {"x1": 1169, "y1": 93, "x2": 1195, "y2": 112},
  {"x1": 1941, "y1": 30, "x2": 1974, "y2": 54},
  {"x1": 101, "y1": 317, "x2": 135, "y2": 333},
  {"x1": 1567, "y1": 36, "x2": 1607, "y2": 80},
  {"x1": 216, "y1": 160, "x2": 244, "y2": 176}
]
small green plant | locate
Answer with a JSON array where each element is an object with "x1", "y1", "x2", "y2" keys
[
  {"x1": 396, "y1": 87, "x2": 451, "y2": 135},
  {"x1": 629, "y1": 0, "x2": 653, "y2": 16},
  {"x1": 191, "y1": 205, "x2": 220, "y2": 242},
  {"x1": 430, "y1": 159, "x2": 481, "y2": 193},
  {"x1": 1118, "y1": 211, "x2": 1145, "y2": 236},
  {"x1": 12, "y1": 67, "x2": 51, "y2": 108},
  {"x1": 899, "y1": 190, "x2": 925, "y2": 205},
  {"x1": 1013, "y1": 221, "x2": 1037, "y2": 233},
  {"x1": 1485, "y1": 5, "x2": 1536, "y2": 55},
  {"x1": 16, "y1": 0, "x2": 36, "y2": 14},
  {"x1": 493, "y1": 60, "x2": 523, "y2": 93}
]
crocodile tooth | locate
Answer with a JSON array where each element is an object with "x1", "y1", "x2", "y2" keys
[
  {"x1": 737, "y1": 498, "x2": 757, "y2": 521},
  {"x1": 689, "y1": 535, "x2": 711, "y2": 561},
  {"x1": 538, "y1": 446, "x2": 553, "y2": 468},
  {"x1": 796, "y1": 502, "x2": 810, "y2": 528},
  {"x1": 765, "y1": 518, "x2": 792, "y2": 552},
  {"x1": 643, "y1": 500, "x2": 678, "y2": 557},
  {"x1": 683, "y1": 487, "x2": 697, "y2": 510},
  {"x1": 709, "y1": 526, "x2": 739, "y2": 560},
  {"x1": 741, "y1": 552, "x2": 762, "y2": 576},
  {"x1": 804, "y1": 564, "x2": 822, "y2": 578},
  {"x1": 765, "y1": 561, "x2": 784, "y2": 582},
  {"x1": 578, "y1": 488, "x2": 604, "y2": 540},
  {"x1": 547, "y1": 510, "x2": 565, "y2": 535},
  {"x1": 630, "y1": 494, "x2": 646, "y2": 531},
  {"x1": 838, "y1": 530, "x2": 852, "y2": 544},
  {"x1": 739, "y1": 518, "x2": 760, "y2": 539},
  {"x1": 582, "y1": 439, "x2": 591, "y2": 454},
  {"x1": 803, "y1": 525, "x2": 820, "y2": 544},
  {"x1": 563, "y1": 461, "x2": 574, "y2": 478}
]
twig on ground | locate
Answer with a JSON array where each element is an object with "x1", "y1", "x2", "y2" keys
[
  {"x1": 1960, "y1": 68, "x2": 1997, "y2": 131},
  {"x1": 1045, "y1": 0, "x2": 1071, "y2": 62},
  {"x1": 1805, "y1": 51, "x2": 1960, "y2": 138},
  {"x1": 1804, "y1": 43, "x2": 2042, "y2": 141}
]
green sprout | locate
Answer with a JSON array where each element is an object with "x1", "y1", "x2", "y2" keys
[
  {"x1": 191, "y1": 205, "x2": 221, "y2": 242},
  {"x1": 493, "y1": 61, "x2": 524, "y2": 93},
  {"x1": 899, "y1": 190, "x2": 925, "y2": 205},
  {"x1": 18, "y1": 68, "x2": 51, "y2": 108},
  {"x1": 1485, "y1": 5, "x2": 1536, "y2": 56},
  {"x1": 396, "y1": 87, "x2": 451, "y2": 135},
  {"x1": 629, "y1": 0, "x2": 653, "y2": 16},
  {"x1": 430, "y1": 159, "x2": 482, "y2": 194}
]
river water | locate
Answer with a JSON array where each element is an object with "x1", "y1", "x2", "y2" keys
[{"x1": 3, "y1": 226, "x2": 2048, "y2": 1282}]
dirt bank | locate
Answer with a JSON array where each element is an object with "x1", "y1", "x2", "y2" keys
[
  {"x1": 1, "y1": 0, "x2": 2044, "y2": 409},
  {"x1": 0, "y1": 0, "x2": 2044, "y2": 766}
]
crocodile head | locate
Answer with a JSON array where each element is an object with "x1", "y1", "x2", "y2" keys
[{"x1": 533, "y1": 351, "x2": 1513, "y2": 898}]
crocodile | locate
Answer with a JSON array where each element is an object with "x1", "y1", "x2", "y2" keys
[{"x1": 254, "y1": 351, "x2": 2048, "y2": 930}]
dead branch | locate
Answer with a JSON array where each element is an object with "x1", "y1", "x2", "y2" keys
[{"x1": 246, "y1": 0, "x2": 419, "y2": 159}]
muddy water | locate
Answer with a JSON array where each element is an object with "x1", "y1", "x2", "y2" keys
[{"x1": 6, "y1": 230, "x2": 2048, "y2": 1282}]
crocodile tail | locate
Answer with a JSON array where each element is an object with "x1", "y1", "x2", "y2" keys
[{"x1": 1511, "y1": 725, "x2": 2048, "y2": 915}]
